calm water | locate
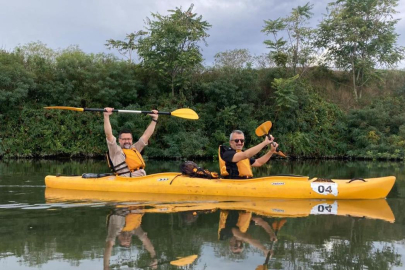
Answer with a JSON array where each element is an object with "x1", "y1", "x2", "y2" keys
[{"x1": 0, "y1": 159, "x2": 405, "y2": 270}]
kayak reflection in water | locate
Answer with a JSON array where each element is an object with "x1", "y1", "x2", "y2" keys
[
  {"x1": 104, "y1": 207, "x2": 157, "y2": 270},
  {"x1": 218, "y1": 210, "x2": 286, "y2": 257}
]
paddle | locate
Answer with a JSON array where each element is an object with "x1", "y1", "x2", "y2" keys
[
  {"x1": 255, "y1": 218, "x2": 285, "y2": 270},
  {"x1": 135, "y1": 254, "x2": 198, "y2": 268},
  {"x1": 255, "y1": 245, "x2": 274, "y2": 270},
  {"x1": 44, "y1": 106, "x2": 199, "y2": 120},
  {"x1": 255, "y1": 121, "x2": 287, "y2": 157},
  {"x1": 170, "y1": 255, "x2": 198, "y2": 266}
]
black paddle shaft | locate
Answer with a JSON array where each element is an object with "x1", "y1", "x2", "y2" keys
[
  {"x1": 83, "y1": 108, "x2": 171, "y2": 115},
  {"x1": 83, "y1": 108, "x2": 116, "y2": 112}
]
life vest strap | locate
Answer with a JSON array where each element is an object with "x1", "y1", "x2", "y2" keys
[
  {"x1": 115, "y1": 167, "x2": 144, "y2": 176},
  {"x1": 110, "y1": 160, "x2": 128, "y2": 173}
]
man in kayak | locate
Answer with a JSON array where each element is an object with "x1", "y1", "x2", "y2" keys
[
  {"x1": 219, "y1": 130, "x2": 278, "y2": 179},
  {"x1": 104, "y1": 107, "x2": 158, "y2": 177}
]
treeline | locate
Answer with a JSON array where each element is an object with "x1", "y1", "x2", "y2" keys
[
  {"x1": 0, "y1": 44, "x2": 404, "y2": 160},
  {"x1": 1, "y1": 1, "x2": 405, "y2": 160}
]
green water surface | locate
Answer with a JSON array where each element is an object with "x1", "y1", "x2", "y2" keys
[{"x1": 0, "y1": 159, "x2": 404, "y2": 270}]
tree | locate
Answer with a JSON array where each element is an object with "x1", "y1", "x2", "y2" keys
[
  {"x1": 137, "y1": 4, "x2": 211, "y2": 96},
  {"x1": 316, "y1": 0, "x2": 405, "y2": 102},
  {"x1": 214, "y1": 49, "x2": 254, "y2": 69},
  {"x1": 262, "y1": 2, "x2": 316, "y2": 74},
  {"x1": 0, "y1": 50, "x2": 35, "y2": 114},
  {"x1": 105, "y1": 31, "x2": 146, "y2": 64}
]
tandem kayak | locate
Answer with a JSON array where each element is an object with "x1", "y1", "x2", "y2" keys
[
  {"x1": 44, "y1": 173, "x2": 396, "y2": 199},
  {"x1": 44, "y1": 189, "x2": 395, "y2": 223}
]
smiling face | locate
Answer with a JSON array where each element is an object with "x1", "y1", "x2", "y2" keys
[
  {"x1": 229, "y1": 132, "x2": 245, "y2": 151},
  {"x1": 118, "y1": 133, "x2": 133, "y2": 149}
]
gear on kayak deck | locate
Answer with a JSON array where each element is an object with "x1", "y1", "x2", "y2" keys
[
  {"x1": 180, "y1": 161, "x2": 219, "y2": 179},
  {"x1": 313, "y1": 178, "x2": 335, "y2": 183}
]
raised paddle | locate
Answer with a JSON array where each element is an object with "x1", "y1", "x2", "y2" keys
[
  {"x1": 255, "y1": 121, "x2": 287, "y2": 157},
  {"x1": 44, "y1": 106, "x2": 199, "y2": 120}
]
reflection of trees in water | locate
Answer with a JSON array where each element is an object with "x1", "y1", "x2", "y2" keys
[
  {"x1": 268, "y1": 218, "x2": 402, "y2": 270},
  {"x1": 1, "y1": 201, "x2": 404, "y2": 269},
  {"x1": 321, "y1": 239, "x2": 400, "y2": 270},
  {"x1": 144, "y1": 212, "x2": 403, "y2": 269},
  {"x1": 108, "y1": 211, "x2": 206, "y2": 269},
  {"x1": 320, "y1": 219, "x2": 401, "y2": 270}
]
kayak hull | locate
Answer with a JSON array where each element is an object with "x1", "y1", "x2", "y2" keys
[{"x1": 44, "y1": 173, "x2": 396, "y2": 199}]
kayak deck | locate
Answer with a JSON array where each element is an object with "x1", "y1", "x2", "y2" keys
[{"x1": 44, "y1": 173, "x2": 396, "y2": 199}]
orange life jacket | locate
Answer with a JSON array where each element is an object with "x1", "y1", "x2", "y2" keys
[
  {"x1": 218, "y1": 146, "x2": 253, "y2": 178},
  {"x1": 122, "y1": 213, "x2": 144, "y2": 231},
  {"x1": 107, "y1": 148, "x2": 146, "y2": 176},
  {"x1": 218, "y1": 210, "x2": 252, "y2": 240}
]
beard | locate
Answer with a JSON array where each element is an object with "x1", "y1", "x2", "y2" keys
[{"x1": 123, "y1": 143, "x2": 132, "y2": 149}]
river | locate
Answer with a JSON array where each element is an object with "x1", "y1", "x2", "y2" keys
[{"x1": 0, "y1": 159, "x2": 404, "y2": 269}]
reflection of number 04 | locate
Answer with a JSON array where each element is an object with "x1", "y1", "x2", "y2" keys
[
  {"x1": 318, "y1": 205, "x2": 332, "y2": 212},
  {"x1": 318, "y1": 185, "x2": 333, "y2": 193}
]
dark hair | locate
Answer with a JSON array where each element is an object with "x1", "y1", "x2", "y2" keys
[{"x1": 119, "y1": 129, "x2": 133, "y2": 139}]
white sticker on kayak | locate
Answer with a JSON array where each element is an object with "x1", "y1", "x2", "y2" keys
[
  {"x1": 310, "y1": 201, "x2": 338, "y2": 215},
  {"x1": 311, "y1": 182, "x2": 338, "y2": 196},
  {"x1": 272, "y1": 182, "x2": 285, "y2": 186}
]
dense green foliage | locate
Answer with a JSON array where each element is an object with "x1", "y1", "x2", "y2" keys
[
  {"x1": 1, "y1": 44, "x2": 404, "y2": 160},
  {"x1": 346, "y1": 95, "x2": 405, "y2": 160},
  {"x1": 1, "y1": 0, "x2": 405, "y2": 160}
]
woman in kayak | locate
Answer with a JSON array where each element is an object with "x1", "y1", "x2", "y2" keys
[
  {"x1": 104, "y1": 107, "x2": 158, "y2": 177},
  {"x1": 219, "y1": 130, "x2": 279, "y2": 179}
]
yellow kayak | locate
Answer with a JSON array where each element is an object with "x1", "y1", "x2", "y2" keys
[
  {"x1": 44, "y1": 189, "x2": 395, "y2": 223},
  {"x1": 44, "y1": 173, "x2": 396, "y2": 199}
]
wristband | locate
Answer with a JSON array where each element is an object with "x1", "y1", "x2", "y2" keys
[{"x1": 152, "y1": 119, "x2": 158, "y2": 123}]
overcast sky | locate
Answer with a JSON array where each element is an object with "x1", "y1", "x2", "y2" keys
[{"x1": 1, "y1": 0, "x2": 405, "y2": 68}]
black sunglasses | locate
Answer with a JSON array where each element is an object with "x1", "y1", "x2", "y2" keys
[{"x1": 232, "y1": 139, "x2": 245, "y2": 143}]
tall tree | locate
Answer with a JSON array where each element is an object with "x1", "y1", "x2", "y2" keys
[
  {"x1": 214, "y1": 49, "x2": 254, "y2": 69},
  {"x1": 316, "y1": 0, "x2": 405, "y2": 101},
  {"x1": 105, "y1": 31, "x2": 145, "y2": 64},
  {"x1": 137, "y1": 4, "x2": 211, "y2": 96},
  {"x1": 262, "y1": 2, "x2": 316, "y2": 75}
]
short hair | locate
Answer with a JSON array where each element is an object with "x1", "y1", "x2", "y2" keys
[
  {"x1": 118, "y1": 129, "x2": 133, "y2": 139},
  {"x1": 229, "y1": 130, "x2": 244, "y2": 141}
]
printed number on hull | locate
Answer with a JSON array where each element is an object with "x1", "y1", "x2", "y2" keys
[
  {"x1": 310, "y1": 201, "x2": 338, "y2": 215},
  {"x1": 311, "y1": 182, "x2": 338, "y2": 196}
]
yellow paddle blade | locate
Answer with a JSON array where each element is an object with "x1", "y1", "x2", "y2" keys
[
  {"x1": 44, "y1": 106, "x2": 84, "y2": 112},
  {"x1": 170, "y1": 255, "x2": 198, "y2": 266},
  {"x1": 277, "y1": 151, "x2": 287, "y2": 158},
  {"x1": 171, "y1": 108, "x2": 199, "y2": 120},
  {"x1": 255, "y1": 121, "x2": 272, "y2": 137}
]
